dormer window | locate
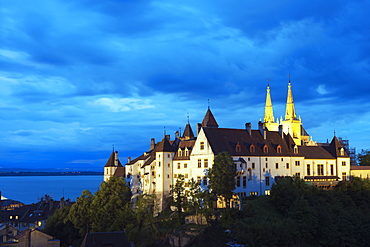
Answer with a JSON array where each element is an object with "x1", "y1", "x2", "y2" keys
[
  {"x1": 263, "y1": 145, "x2": 268, "y2": 153},
  {"x1": 277, "y1": 145, "x2": 282, "y2": 153},
  {"x1": 250, "y1": 144, "x2": 255, "y2": 153},
  {"x1": 340, "y1": 148, "x2": 345, "y2": 156},
  {"x1": 236, "y1": 142, "x2": 241, "y2": 152},
  {"x1": 294, "y1": 145, "x2": 298, "y2": 154}
]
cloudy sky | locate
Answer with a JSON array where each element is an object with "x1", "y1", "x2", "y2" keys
[{"x1": 0, "y1": 0, "x2": 369, "y2": 170}]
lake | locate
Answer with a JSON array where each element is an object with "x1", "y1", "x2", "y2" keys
[{"x1": 0, "y1": 175, "x2": 103, "y2": 204}]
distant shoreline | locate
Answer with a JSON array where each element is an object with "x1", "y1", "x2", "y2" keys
[{"x1": 0, "y1": 171, "x2": 103, "y2": 176}]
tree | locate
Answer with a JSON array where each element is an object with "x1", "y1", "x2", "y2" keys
[
  {"x1": 68, "y1": 190, "x2": 93, "y2": 237},
  {"x1": 357, "y1": 149, "x2": 370, "y2": 166},
  {"x1": 208, "y1": 151, "x2": 236, "y2": 208},
  {"x1": 172, "y1": 174, "x2": 186, "y2": 225},
  {"x1": 44, "y1": 206, "x2": 81, "y2": 247},
  {"x1": 90, "y1": 176, "x2": 132, "y2": 232}
]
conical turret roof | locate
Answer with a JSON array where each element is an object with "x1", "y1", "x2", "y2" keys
[{"x1": 201, "y1": 108, "x2": 219, "y2": 128}]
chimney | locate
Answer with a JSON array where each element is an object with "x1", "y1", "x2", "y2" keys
[
  {"x1": 165, "y1": 135, "x2": 170, "y2": 140},
  {"x1": 128, "y1": 157, "x2": 131, "y2": 164},
  {"x1": 150, "y1": 138, "x2": 155, "y2": 150},
  {"x1": 245, "y1": 123, "x2": 252, "y2": 135},
  {"x1": 175, "y1": 130, "x2": 180, "y2": 139},
  {"x1": 258, "y1": 121, "x2": 267, "y2": 140},
  {"x1": 279, "y1": 125, "x2": 284, "y2": 138},
  {"x1": 114, "y1": 151, "x2": 119, "y2": 166}
]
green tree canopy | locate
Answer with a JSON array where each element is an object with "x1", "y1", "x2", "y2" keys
[
  {"x1": 90, "y1": 176, "x2": 132, "y2": 232},
  {"x1": 68, "y1": 189, "x2": 93, "y2": 237},
  {"x1": 357, "y1": 149, "x2": 370, "y2": 166},
  {"x1": 208, "y1": 151, "x2": 236, "y2": 208}
]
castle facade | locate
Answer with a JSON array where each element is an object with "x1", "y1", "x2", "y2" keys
[{"x1": 104, "y1": 82, "x2": 351, "y2": 210}]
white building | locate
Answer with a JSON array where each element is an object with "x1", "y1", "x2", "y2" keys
[{"x1": 105, "y1": 82, "x2": 351, "y2": 211}]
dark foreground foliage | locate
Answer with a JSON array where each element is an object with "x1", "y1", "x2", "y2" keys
[{"x1": 44, "y1": 176, "x2": 370, "y2": 247}]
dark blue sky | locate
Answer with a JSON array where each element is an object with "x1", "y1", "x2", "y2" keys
[{"x1": 0, "y1": 0, "x2": 369, "y2": 170}]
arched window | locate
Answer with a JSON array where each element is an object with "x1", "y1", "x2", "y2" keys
[
  {"x1": 250, "y1": 144, "x2": 255, "y2": 153},
  {"x1": 277, "y1": 145, "x2": 282, "y2": 153},
  {"x1": 294, "y1": 145, "x2": 298, "y2": 154},
  {"x1": 263, "y1": 145, "x2": 268, "y2": 153},
  {"x1": 236, "y1": 142, "x2": 241, "y2": 152},
  {"x1": 340, "y1": 148, "x2": 345, "y2": 156}
]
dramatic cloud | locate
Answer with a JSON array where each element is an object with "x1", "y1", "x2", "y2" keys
[{"x1": 0, "y1": 0, "x2": 369, "y2": 169}]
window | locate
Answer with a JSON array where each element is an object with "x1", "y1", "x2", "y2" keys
[
  {"x1": 250, "y1": 192, "x2": 258, "y2": 196},
  {"x1": 152, "y1": 171, "x2": 156, "y2": 177},
  {"x1": 185, "y1": 174, "x2": 188, "y2": 178},
  {"x1": 252, "y1": 163, "x2": 255, "y2": 169},
  {"x1": 275, "y1": 163, "x2": 279, "y2": 169},
  {"x1": 184, "y1": 163, "x2": 187, "y2": 168},
  {"x1": 200, "y1": 142, "x2": 205, "y2": 150},
  {"x1": 331, "y1": 164, "x2": 334, "y2": 175},
  {"x1": 263, "y1": 145, "x2": 268, "y2": 153},
  {"x1": 250, "y1": 145, "x2": 255, "y2": 153},
  {"x1": 198, "y1": 159, "x2": 201, "y2": 168},
  {"x1": 167, "y1": 174, "x2": 170, "y2": 178},
  {"x1": 168, "y1": 154, "x2": 170, "y2": 158},
  {"x1": 203, "y1": 176, "x2": 208, "y2": 186},
  {"x1": 294, "y1": 146, "x2": 298, "y2": 154},
  {"x1": 317, "y1": 164, "x2": 324, "y2": 175},
  {"x1": 342, "y1": 161, "x2": 346, "y2": 166},
  {"x1": 197, "y1": 176, "x2": 201, "y2": 183},
  {"x1": 295, "y1": 161, "x2": 300, "y2": 166},
  {"x1": 174, "y1": 174, "x2": 177, "y2": 178},
  {"x1": 185, "y1": 182, "x2": 189, "y2": 187},
  {"x1": 185, "y1": 150, "x2": 189, "y2": 156},
  {"x1": 265, "y1": 190, "x2": 271, "y2": 195},
  {"x1": 295, "y1": 172, "x2": 300, "y2": 177},
  {"x1": 265, "y1": 158, "x2": 268, "y2": 161},
  {"x1": 158, "y1": 162, "x2": 161, "y2": 167},
  {"x1": 281, "y1": 158, "x2": 284, "y2": 161},
  {"x1": 286, "y1": 163, "x2": 289, "y2": 169},
  {"x1": 168, "y1": 163, "x2": 170, "y2": 167},
  {"x1": 243, "y1": 176, "x2": 247, "y2": 187},
  {"x1": 248, "y1": 157, "x2": 251, "y2": 161},
  {"x1": 236, "y1": 176, "x2": 241, "y2": 187},
  {"x1": 266, "y1": 163, "x2": 268, "y2": 168},
  {"x1": 177, "y1": 163, "x2": 180, "y2": 169},
  {"x1": 307, "y1": 165, "x2": 311, "y2": 176},
  {"x1": 236, "y1": 143, "x2": 241, "y2": 152},
  {"x1": 248, "y1": 168, "x2": 252, "y2": 180},
  {"x1": 266, "y1": 176, "x2": 270, "y2": 186},
  {"x1": 340, "y1": 148, "x2": 345, "y2": 156},
  {"x1": 204, "y1": 159, "x2": 208, "y2": 168},
  {"x1": 342, "y1": 172, "x2": 347, "y2": 181},
  {"x1": 277, "y1": 145, "x2": 282, "y2": 153}
]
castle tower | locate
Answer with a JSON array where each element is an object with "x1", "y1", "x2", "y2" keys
[
  {"x1": 104, "y1": 151, "x2": 123, "y2": 182},
  {"x1": 280, "y1": 79, "x2": 302, "y2": 145},
  {"x1": 263, "y1": 84, "x2": 279, "y2": 131}
]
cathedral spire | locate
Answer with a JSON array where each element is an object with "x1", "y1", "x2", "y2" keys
[
  {"x1": 264, "y1": 82, "x2": 275, "y2": 123},
  {"x1": 285, "y1": 76, "x2": 297, "y2": 121}
]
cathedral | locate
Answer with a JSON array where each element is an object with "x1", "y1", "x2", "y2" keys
[{"x1": 104, "y1": 82, "x2": 351, "y2": 210}]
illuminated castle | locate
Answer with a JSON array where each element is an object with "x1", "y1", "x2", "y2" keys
[{"x1": 104, "y1": 82, "x2": 350, "y2": 210}]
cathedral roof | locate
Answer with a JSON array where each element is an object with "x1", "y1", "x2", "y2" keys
[
  {"x1": 104, "y1": 151, "x2": 123, "y2": 167},
  {"x1": 201, "y1": 108, "x2": 219, "y2": 128}
]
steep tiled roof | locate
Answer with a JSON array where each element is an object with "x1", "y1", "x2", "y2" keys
[
  {"x1": 350, "y1": 166, "x2": 370, "y2": 170},
  {"x1": 173, "y1": 140, "x2": 196, "y2": 160},
  {"x1": 202, "y1": 127, "x2": 336, "y2": 160},
  {"x1": 324, "y1": 136, "x2": 349, "y2": 157},
  {"x1": 299, "y1": 146, "x2": 335, "y2": 159},
  {"x1": 201, "y1": 108, "x2": 219, "y2": 128},
  {"x1": 104, "y1": 151, "x2": 123, "y2": 167},
  {"x1": 156, "y1": 137, "x2": 175, "y2": 152},
  {"x1": 113, "y1": 167, "x2": 126, "y2": 177},
  {"x1": 183, "y1": 123, "x2": 195, "y2": 139}
]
